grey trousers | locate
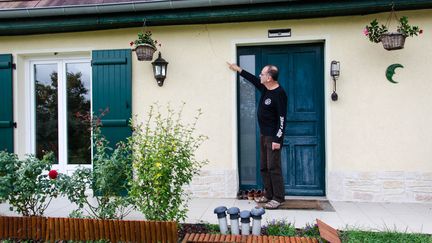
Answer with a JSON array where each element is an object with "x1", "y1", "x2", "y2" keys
[{"x1": 260, "y1": 135, "x2": 285, "y2": 203}]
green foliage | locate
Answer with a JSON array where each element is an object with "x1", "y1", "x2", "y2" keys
[
  {"x1": 364, "y1": 19, "x2": 388, "y2": 43},
  {"x1": 340, "y1": 229, "x2": 432, "y2": 243},
  {"x1": 299, "y1": 222, "x2": 321, "y2": 238},
  {"x1": 129, "y1": 103, "x2": 208, "y2": 221},
  {"x1": 59, "y1": 126, "x2": 134, "y2": 220},
  {"x1": 364, "y1": 17, "x2": 422, "y2": 43},
  {"x1": 0, "y1": 151, "x2": 60, "y2": 216},
  {"x1": 204, "y1": 223, "x2": 220, "y2": 234},
  {"x1": 131, "y1": 31, "x2": 160, "y2": 49},
  {"x1": 397, "y1": 16, "x2": 422, "y2": 37},
  {"x1": 264, "y1": 219, "x2": 297, "y2": 237}
]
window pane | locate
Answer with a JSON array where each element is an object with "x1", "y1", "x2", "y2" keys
[
  {"x1": 239, "y1": 55, "x2": 257, "y2": 185},
  {"x1": 35, "y1": 64, "x2": 58, "y2": 162},
  {"x1": 66, "y1": 62, "x2": 91, "y2": 164}
]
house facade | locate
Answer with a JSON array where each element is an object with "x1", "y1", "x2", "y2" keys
[{"x1": 1, "y1": 0, "x2": 431, "y2": 203}]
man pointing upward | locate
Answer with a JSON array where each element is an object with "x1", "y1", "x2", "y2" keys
[{"x1": 228, "y1": 62, "x2": 287, "y2": 209}]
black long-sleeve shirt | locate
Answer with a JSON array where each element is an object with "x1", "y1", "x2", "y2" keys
[{"x1": 240, "y1": 70, "x2": 287, "y2": 144}]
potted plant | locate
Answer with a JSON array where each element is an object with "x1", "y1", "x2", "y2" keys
[
  {"x1": 363, "y1": 16, "x2": 423, "y2": 50},
  {"x1": 130, "y1": 31, "x2": 161, "y2": 61}
]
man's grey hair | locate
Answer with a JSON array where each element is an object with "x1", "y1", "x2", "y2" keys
[{"x1": 265, "y1": 65, "x2": 279, "y2": 81}]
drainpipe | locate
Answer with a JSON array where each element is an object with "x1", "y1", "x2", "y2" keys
[
  {"x1": 250, "y1": 207, "x2": 266, "y2": 236},
  {"x1": 213, "y1": 206, "x2": 228, "y2": 235},
  {"x1": 239, "y1": 210, "x2": 251, "y2": 236},
  {"x1": 227, "y1": 207, "x2": 240, "y2": 235}
]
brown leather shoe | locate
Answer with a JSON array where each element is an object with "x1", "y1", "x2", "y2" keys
[
  {"x1": 247, "y1": 189, "x2": 256, "y2": 200},
  {"x1": 254, "y1": 189, "x2": 263, "y2": 200},
  {"x1": 236, "y1": 190, "x2": 244, "y2": 200}
]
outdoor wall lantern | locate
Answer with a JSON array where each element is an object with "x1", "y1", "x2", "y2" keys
[
  {"x1": 151, "y1": 52, "x2": 168, "y2": 86},
  {"x1": 330, "y1": 60, "x2": 340, "y2": 101}
]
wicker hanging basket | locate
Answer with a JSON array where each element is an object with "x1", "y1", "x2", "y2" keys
[
  {"x1": 134, "y1": 44, "x2": 156, "y2": 61},
  {"x1": 380, "y1": 32, "x2": 406, "y2": 51}
]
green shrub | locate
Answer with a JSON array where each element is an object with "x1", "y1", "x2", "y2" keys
[
  {"x1": 59, "y1": 125, "x2": 134, "y2": 219},
  {"x1": 0, "y1": 151, "x2": 60, "y2": 216},
  {"x1": 263, "y1": 219, "x2": 296, "y2": 236},
  {"x1": 300, "y1": 222, "x2": 321, "y2": 238},
  {"x1": 129, "y1": 103, "x2": 208, "y2": 221}
]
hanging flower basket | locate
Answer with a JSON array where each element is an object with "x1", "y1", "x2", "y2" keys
[
  {"x1": 363, "y1": 14, "x2": 423, "y2": 51},
  {"x1": 380, "y1": 32, "x2": 406, "y2": 50},
  {"x1": 130, "y1": 30, "x2": 161, "y2": 61},
  {"x1": 134, "y1": 44, "x2": 156, "y2": 61}
]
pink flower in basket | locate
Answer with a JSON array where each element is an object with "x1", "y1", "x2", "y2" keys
[{"x1": 363, "y1": 28, "x2": 369, "y2": 36}]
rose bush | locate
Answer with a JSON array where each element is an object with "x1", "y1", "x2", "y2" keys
[{"x1": 0, "y1": 151, "x2": 61, "y2": 216}]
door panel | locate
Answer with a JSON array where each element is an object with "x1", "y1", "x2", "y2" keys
[{"x1": 238, "y1": 43, "x2": 325, "y2": 196}]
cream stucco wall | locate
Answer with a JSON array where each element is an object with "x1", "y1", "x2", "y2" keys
[{"x1": 1, "y1": 9, "x2": 431, "y2": 201}]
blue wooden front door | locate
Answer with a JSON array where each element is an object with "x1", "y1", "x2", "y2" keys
[{"x1": 238, "y1": 43, "x2": 325, "y2": 196}]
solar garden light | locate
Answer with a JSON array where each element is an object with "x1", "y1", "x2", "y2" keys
[
  {"x1": 213, "y1": 206, "x2": 228, "y2": 234},
  {"x1": 250, "y1": 207, "x2": 266, "y2": 236},
  {"x1": 227, "y1": 207, "x2": 240, "y2": 235},
  {"x1": 240, "y1": 210, "x2": 251, "y2": 235}
]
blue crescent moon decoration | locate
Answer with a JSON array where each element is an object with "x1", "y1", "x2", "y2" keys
[{"x1": 386, "y1": 63, "x2": 404, "y2": 84}]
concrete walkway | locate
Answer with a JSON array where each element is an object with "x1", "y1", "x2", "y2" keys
[{"x1": 1, "y1": 197, "x2": 431, "y2": 234}]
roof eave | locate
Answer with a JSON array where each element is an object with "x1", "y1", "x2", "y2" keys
[{"x1": 1, "y1": 0, "x2": 431, "y2": 36}]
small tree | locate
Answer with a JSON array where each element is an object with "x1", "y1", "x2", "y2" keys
[
  {"x1": 130, "y1": 103, "x2": 208, "y2": 221},
  {"x1": 0, "y1": 151, "x2": 60, "y2": 216}
]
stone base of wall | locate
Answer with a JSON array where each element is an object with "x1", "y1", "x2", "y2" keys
[
  {"x1": 328, "y1": 171, "x2": 432, "y2": 202},
  {"x1": 184, "y1": 169, "x2": 238, "y2": 198},
  {"x1": 186, "y1": 170, "x2": 432, "y2": 202}
]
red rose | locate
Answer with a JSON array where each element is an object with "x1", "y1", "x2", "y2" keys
[
  {"x1": 419, "y1": 29, "x2": 423, "y2": 34},
  {"x1": 48, "y1": 170, "x2": 58, "y2": 180},
  {"x1": 130, "y1": 41, "x2": 134, "y2": 46}
]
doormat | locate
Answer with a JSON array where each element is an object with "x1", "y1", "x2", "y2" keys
[{"x1": 257, "y1": 200, "x2": 335, "y2": 211}]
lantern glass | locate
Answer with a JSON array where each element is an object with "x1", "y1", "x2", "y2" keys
[
  {"x1": 330, "y1": 61, "x2": 340, "y2": 78},
  {"x1": 151, "y1": 52, "x2": 169, "y2": 86}
]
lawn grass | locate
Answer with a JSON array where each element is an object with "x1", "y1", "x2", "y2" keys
[{"x1": 340, "y1": 229, "x2": 432, "y2": 243}]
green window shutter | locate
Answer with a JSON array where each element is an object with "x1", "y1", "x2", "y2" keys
[
  {"x1": 0, "y1": 54, "x2": 13, "y2": 153},
  {"x1": 92, "y1": 49, "x2": 132, "y2": 147}
]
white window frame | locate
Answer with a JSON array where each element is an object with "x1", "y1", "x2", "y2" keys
[{"x1": 29, "y1": 57, "x2": 92, "y2": 174}]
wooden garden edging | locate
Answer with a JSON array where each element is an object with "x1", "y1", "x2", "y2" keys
[
  {"x1": 0, "y1": 216, "x2": 178, "y2": 242},
  {"x1": 181, "y1": 233, "x2": 319, "y2": 243}
]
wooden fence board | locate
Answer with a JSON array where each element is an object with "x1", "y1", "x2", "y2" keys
[
  {"x1": 316, "y1": 219, "x2": 341, "y2": 243},
  {"x1": 134, "y1": 220, "x2": 140, "y2": 242},
  {"x1": 128, "y1": 220, "x2": 134, "y2": 242},
  {"x1": 59, "y1": 217, "x2": 65, "y2": 240},
  {"x1": 98, "y1": 218, "x2": 104, "y2": 240},
  {"x1": 116, "y1": 219, "x2": 123, "y2": 242},
  {"x1": 64, "y1": 218, "x2": 70, "y2": 240},
  {"x1": 0, "y1": 216, "x2": 3, "y2": 239},
  {"x1": 0, "y1": 216, "x2": 177, "y2": 242},
  {"x1": 181, "y1": 233, "x2": 321, "y2": 243},
  {"x1": 150, "y1": 219, "x2": 156, "y2": 243},
  {"x1": 145, "y1": 220, "x2": 152, "y2": 242},
  {"x1": 93, "y1": 219, "x2": 99, "y2": 240},
  {"x1": 12, "y1": 217, "x2": 17, "y2": 239},
  {"x1": 69, "y1": 218, "x2": 74, "y2": 240}
]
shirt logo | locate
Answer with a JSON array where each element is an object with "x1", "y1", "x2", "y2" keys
[{"x1": 264, "y1": 98, "x2": 271, "y2": 105}]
